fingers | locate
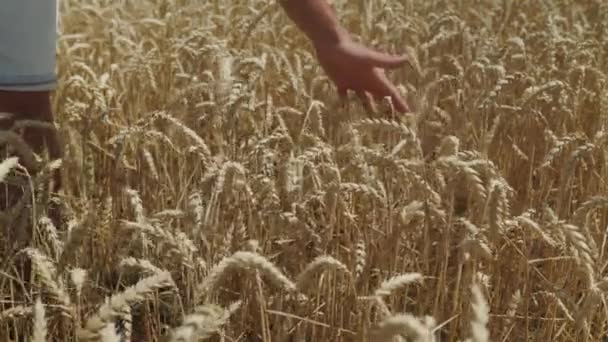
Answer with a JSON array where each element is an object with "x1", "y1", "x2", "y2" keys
[
  {"x1": 361, "y1": 49, "x2": 410, "y2": 69},
  {"x1": 358, "y1": 48, "x2": 410, "y2": 112},
  {"x1": 337, "y1": 86, "x2": 348, "y2": 109},
  {"x1": 337, "y1": 86, "x2": 347, "y2": 101},
  {"x1": 356, "y1": 90, "x2": 376, "y2": 113},
  {"x1": 383, "y1": 85, "x2": 410, "y2": 113},
  {"x1": 345, "y1": 78, "x2": 409, "y2": 113},
  {"x1": 370, "y1": 72, "x2": 410, "y2": 113}
]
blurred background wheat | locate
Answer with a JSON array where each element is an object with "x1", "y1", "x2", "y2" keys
[{"x1": 1, "y1": 0, "x2": 608, "y2": 341}]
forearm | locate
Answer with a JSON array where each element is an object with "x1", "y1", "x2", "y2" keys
[{"x1": 279, "y1": 0, "x2": 348, "y2": 44}]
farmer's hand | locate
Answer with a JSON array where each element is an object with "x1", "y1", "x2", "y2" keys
[
  {"x1": 313, "y1": 37, "x2": 410, "y2": 113},
  {"x1": 279, "y1": 0, "x2": 410, "y2": 113}
]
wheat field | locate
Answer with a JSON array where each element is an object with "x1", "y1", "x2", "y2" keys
[{"x1": 1, "y1": 0, "x2": 607, "y2": 341}]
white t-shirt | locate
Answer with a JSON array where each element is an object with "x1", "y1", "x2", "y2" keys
[{"x1": 0, "y1": 0, "x2": 57, "y2": 91}]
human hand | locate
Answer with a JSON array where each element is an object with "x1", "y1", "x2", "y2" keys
[{"x1": 312, "y1": 36, "x2": 410, "y2": 113}]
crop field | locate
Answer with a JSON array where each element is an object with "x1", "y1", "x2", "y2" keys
[{"x1": 1, "y1": 0, "x2": 608, "y2": 341}]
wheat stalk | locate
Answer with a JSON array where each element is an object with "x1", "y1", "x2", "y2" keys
[
  {"x1": 30, "y1": 298, "x2": 47, "y2": 342},
  {"x1": 197, "y1": 251, "x2": 296, "y2": 302},
  {"x1": 78, "y1": 271, "x2": 175, "y2": 340}
]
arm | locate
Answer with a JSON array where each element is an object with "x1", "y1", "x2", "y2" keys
[
  {"x1": 279, "y1": 0, "x2": 410, "y2": 113},
  {"x1": 279, "y1": 0, "x2": 346, "y2": 45}
]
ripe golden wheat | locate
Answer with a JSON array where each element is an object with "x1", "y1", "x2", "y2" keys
[{"x1": 1, "y1": 0, "x2": 608, "y2": 341}]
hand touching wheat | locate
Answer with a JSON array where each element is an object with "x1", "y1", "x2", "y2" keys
[
  {"x1": 313, "y1": 38, "x2": 410, "y2": 113},
  {"x1": 280, "y1": 0, "x2": 411, "y2": 113}
]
